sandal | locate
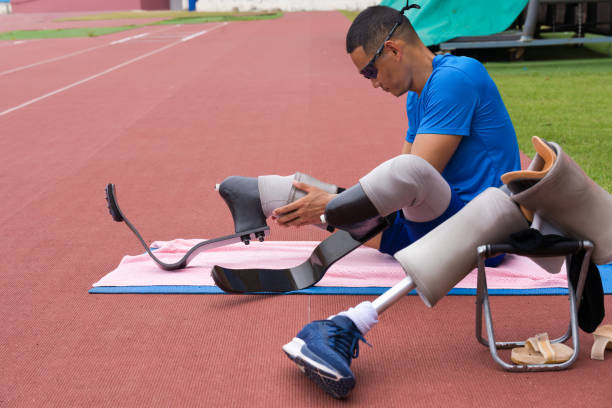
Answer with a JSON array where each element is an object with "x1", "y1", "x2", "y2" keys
[
  {"x1": 591, "y1": 324, "x2": 612, "y2": 360},
  {"x1": 511, "y1": 332, "x2": 573, "y2": 365}
]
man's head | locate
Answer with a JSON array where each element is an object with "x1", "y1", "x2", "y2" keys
[{"x1": 346, "y1": 5, "x2": 425, "y2": 97}]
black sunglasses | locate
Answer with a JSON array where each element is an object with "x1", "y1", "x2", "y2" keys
[{"x1": 359, "y1": 3, "x2": 421, "y2": 80}]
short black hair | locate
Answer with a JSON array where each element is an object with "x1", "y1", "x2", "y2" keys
[{"x1": 346, "y1": 6, "x2": 418, "y2": 55}]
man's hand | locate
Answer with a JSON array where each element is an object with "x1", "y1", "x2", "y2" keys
[{"x1": 272, "y1": 181, "x2": 337, "y2": 227}]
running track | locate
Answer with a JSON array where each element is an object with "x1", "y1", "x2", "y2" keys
[{"x1": 1, "y1": 12, "x2": 610, "y2": 407}]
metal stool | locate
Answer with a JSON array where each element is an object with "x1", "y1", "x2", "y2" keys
[{"x1": 475, "y1": 239, "x2": 593, "y2": 371}]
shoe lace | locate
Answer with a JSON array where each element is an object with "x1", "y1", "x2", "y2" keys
[{"x1": 316, "y1": 320, "x2": 372, "y2": 363}]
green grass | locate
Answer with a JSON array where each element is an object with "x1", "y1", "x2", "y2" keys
[
  {"x1": 0, "y1": 11, "x2": 283, "y2": 40},
  {"x1": 55, "y1": 10, "x2": 281, "y2": 21},
  {"x1": 154, "y1": 12, "x2": 282, "y2": 25},
  {"x1": 487, "y1": 58, "x2": 612, "y2": 191},
  {"x1": 338, "y1": 10, "x2": 360, "y2": 21},
  {"x1": 0, "y1": 25, "x2": 143, "y2": 40}
]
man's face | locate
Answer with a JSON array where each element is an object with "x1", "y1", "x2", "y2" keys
[{"x1": 350, "y1": 44, "x2": 410, "y2": 97}]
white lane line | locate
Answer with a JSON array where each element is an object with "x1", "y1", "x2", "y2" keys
[
  {"x1": 0, "y1": 25, "x2": 177, "y2": 78},
  {"x1": 181, "y1": 29, "x2": 210, "y2": 42},
  {"x1": 0, "y1": 23, "x2": 228, "y2": 117},
  {"x1": 0, "y1": 43, "x2": 111, "y2": 77},
  {"x1": 180, "y1": 24, "x2": 227, "y2": 42},
  {"x1": 110, "y1": 32, "x2": 150, "y2": 45}
]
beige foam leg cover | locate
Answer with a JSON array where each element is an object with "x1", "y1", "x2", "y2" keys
[
  {"x1": 359, "y1": 154, "x2": 451, "y2": 222},
  {"x1": 506, "y1": 137, "x2": 612, "y2": 265},
  {"x1": 394, "y1": 187, "x2": 529, "y2": 307}
]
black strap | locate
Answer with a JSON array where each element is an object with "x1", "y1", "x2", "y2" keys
[
  {"x1": 399, "y1": 2, "x2": 421, "y2": 15},
  {"x1": 508, "y1": 228, "x2": 605, "y2": 333}
]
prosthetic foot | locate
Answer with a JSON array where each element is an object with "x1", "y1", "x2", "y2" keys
[{"x1": 502, "y1": 136, "x2": 612, "y2": 265}]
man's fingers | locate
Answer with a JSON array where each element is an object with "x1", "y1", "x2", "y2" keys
[
  {"x1": 292, "y1": 180, "x2": 311, "y2": 192},
  {"x1": 275, "y1": 213, "x2": 301, "y2": 227},
  {"x1": 274, "y1": 207, "x2": 299, "y2": 224},
  {"x1": 272, "y1": 197, "x2": 303, "y2": 217}
]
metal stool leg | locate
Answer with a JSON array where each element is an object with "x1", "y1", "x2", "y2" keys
[{"x1": 475, "y1": 241, "x2": 593, "y2": 371}]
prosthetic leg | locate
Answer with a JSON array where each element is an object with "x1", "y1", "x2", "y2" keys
[
  {"x1": 212, "y1": 173, "x2": 392, "y2": 293},
  {"x1": 104, "y1": 183, "x2": 271, "y2": 271}
]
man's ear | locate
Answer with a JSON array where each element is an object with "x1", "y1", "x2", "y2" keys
[{"x1": 385, "y1": 40, "x2": 402, "y2": 60}]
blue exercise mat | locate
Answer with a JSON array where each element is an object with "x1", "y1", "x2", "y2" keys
[{"x1": 89, "y1": 264, "x2": 612, "y2": 295}]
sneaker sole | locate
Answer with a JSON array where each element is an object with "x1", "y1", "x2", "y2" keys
[{"x1": 282, "y1": 337, "x2": 355, "y2": 399}]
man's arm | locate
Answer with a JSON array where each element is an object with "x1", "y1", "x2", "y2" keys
[
  {"x1": 410, "y1": 133, "x2": 462, "y2": 173},
  {"x1": 401, "y1": 140, "x2": 412, "y2": 154}
]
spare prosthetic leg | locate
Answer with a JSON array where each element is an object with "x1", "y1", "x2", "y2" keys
[
  {"x1": 503, "y1": 136, "x2": 612, "y2": 265},
  {"x1": 105, "y1": 183, "x2": 271, "y2": 271},
  {"x1": 105, "y1": 172, "x2": 338, "y2": 272}
]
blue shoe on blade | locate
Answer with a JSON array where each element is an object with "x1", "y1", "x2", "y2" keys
[{"x1": 282, "y1": 315, "x2": 370, "y2": 399}]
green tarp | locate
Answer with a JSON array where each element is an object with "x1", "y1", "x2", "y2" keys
[{"x1": 380, "y1": 0, "x2": 528, "y2": 46}]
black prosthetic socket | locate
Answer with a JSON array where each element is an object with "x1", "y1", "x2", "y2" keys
[
  {"x1": 325, "y1": 183, "x2": 379, "y2": 227},
  {"x1": 325, "y1": 183, "x2": 391, "y2": 241},
  {"x1": 218, "y1": 176, "x2": 268, "y2": 241}
]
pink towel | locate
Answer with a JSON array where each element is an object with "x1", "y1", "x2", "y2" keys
[{"x1": 93, "y1": 239, "x2": 568, "y2": 289}]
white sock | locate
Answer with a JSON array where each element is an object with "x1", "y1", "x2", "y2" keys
[{"x1": 332, "y1": 301, "x2": 379, "y2": 335}]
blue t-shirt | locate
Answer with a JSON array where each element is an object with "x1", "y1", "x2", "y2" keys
[{"x1": 405, "y1": 54, "x2": 520, "y2": 203}]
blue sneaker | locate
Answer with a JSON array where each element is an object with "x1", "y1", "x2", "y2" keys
[{"x1": 282, "y1": 315, "x2": 369, "y2": 399}]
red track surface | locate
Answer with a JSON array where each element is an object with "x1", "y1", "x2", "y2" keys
[{"x1": 1, "y1": 12, "x2": 610, "y2": 407}]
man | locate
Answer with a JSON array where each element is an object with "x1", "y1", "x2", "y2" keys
[
  {"x1": 275, "y1": 4, "x2": 518, "y2": 257},
  {"x1": 279, "y1": 3, "x2": 521, "y2": 399}
]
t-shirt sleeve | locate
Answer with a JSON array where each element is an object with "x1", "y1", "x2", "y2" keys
[{"x1": 416, "y1": 68, "x2": 478, "y2": 137}]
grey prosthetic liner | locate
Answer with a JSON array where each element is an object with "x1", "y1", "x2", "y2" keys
[
  {"x1": 258, "y1": 172, "x2": 338, "y2": 229},
  {"x1": 394, "y1": 187, "x2": 529, "y2": 307},
  {"x1": 325, "y1": 155, "x2": 452, "y2": 240},
  {"x1": 218, "y1": 177, "x2": 268, "y2": 239},
  {"x1": 505, "y1": 136, "x2": 612, "y2": 265}
]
